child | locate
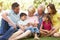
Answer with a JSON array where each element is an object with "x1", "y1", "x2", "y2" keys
[
  {"x1": 40, "y1": 14, "x2": 52, "y2": 36},
  {"x1": 9, "y1": 13, "x2": 29, "y2": 40},
  {"x1": 27, "y1": 6, "x2": 39, "y2": 40}
]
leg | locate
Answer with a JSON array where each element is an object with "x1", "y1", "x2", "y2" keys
[
  {"x1": 0, "y1": 19, "x2": 10, "y2": 35},
  {"x1": 9, "y1": 29, "x2": 24, "y2": 40},
  {"x1": 14, "y1": 30, "x2": 31, "y2": 40},
  {"x1": 40, "y1": 31, "x2": 47, "y2": 35},
  {"x1": 34, "y1": 33, "x2": 39, "y2": 40},
  {"x1": 0, "y1": 27, "x2": 17, "y2": 40},
  {"x1": 47, "y1": 28, "x2": 58, "y2": 36},
  {"x1": 53, "y1": 33, "x2": 60, "y2": 37}
]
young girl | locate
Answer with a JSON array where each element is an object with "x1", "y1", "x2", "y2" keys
[{"x1": 40, "y1": 14, "x2": 52, "y2": 36}]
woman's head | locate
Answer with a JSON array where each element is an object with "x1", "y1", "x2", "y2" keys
[
  {"x1": 47, "y1": 3, "x2": 57, "y2": 15},
  {"x1": 28, "y1": 6, "x2": 35, "y2": 17}
]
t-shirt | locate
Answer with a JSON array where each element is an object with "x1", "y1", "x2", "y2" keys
[
  {"x1": 51, "y1": 13, "x2": 60, "y2": 32},
  {"x1": 5, "y1": 10, "x2": 20, "y2": 24},
  {"x1": 27, "y1": 16, "x2": 39, "y2": 24},
  {"x1": 18, "y1": 19, "x2": 29, "y2": 26},
  {"x1": 42, "y1": 21, "x2": 51, "y2": 31},
  {"x1": 52, "y1": 13, "x2": 60, "y2": 27}
]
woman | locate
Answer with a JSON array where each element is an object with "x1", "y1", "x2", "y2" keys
[{"x1": 47, "y1": 3, "x2": 60, "y2": 37}]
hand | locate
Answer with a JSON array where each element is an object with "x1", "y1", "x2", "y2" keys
[
  {"x1": 20, "y1": 26, "x2": 25, "y2": 31},
  {"x1": 9, "y1": 23, "x2": 17, "y2": 29},
  {"x1": 44, "y1": 30, "x2": 50, "y2": 33},
  {"x1": 12, "y1": 23, "x2": 17, "y2": 29},
  {"x1": 34, "y1": 23, "x2": 38, "y2": 27}
]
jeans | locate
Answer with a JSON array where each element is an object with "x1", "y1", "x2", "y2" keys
[
  {"x1": 0, "y1": 19, "x2": 18, "y2": 40},
  {"x1": 0, "y1": 19, "x2": 10, "y2": 35},
  {"x1": 27, "y1": 26, "x2": 39, "y2": 33}
]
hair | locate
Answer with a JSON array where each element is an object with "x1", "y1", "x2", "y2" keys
[
  {"x1": 38, "y1": 4, "x2": 45, "y2": 12},
  {"x1": 47, "y1": 3, "x2": 57, "y2": 15},
  {"x1": 12, "y1": 2, "x2": 19, "y2": 9},
  {"x1": 28, "y1": 6, "x2": 35, "y2": 14},
  {"x1": 20, "y1": 13, "x2": 27, "y2": 18},
  {"x1": 44, "y1": 14, "x2": 52, "y2": 24}
]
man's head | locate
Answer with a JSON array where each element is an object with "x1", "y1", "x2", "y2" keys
[
  {"x1": 37, "y1": 4, "x2": 45, "y2": 15},
  {"x1": 20, "y1": 13, "x2": 27, "y2": 21},
  {"x1": 12, "y1": 2, "x2": 20, "y2": 14}
]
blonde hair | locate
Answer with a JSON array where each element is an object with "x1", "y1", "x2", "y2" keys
[{"x1": 28, "y1": 6, "x2": 35, "y2": 14}]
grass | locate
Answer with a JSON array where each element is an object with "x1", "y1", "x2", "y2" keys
[{"x1": 21, "y1": 37, "x2": 60, "y2": 40}]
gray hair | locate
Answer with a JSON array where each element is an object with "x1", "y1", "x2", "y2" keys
[{"x1": 38, "y1": 4, "x2": 45, "y2": 11}]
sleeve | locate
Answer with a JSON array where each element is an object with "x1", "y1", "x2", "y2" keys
[{"x1": 17, "y1": 21, "x2": 21, "y2": 25}]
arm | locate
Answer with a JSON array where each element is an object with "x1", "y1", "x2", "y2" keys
[
  {"x1": 2, "y1": 12, "x2": 16, "y2": 28},
  {"x1": 18, "y1": 24, "x2": 25, "y2": 31},
  {"x1": 40, "y1": 24, "x2": 49, "y2": 33}
]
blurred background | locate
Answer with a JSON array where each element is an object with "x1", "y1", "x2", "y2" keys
[{"x1": 0, "y1": 0, "x2": 60, "y2": 26}]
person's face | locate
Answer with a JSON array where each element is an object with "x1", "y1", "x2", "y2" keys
[
  {"x1": 21, "y1": 16, "x2": 27, "y2": 21},
  {"x1": 13, "y1": 6, "x2": 20, "y2": 14},
  {"x1": 38, "y1": 8, "x2": 43, "y2": 15},
  {"x1": 47, "y1": 6, "x2": 52, "y2": 14},
  {"x1": 28, "y1": 11, "x2": 34, "y2": 16},
  {"x1": 43, "y1": 16, "x2": 48, "y2": 21}
]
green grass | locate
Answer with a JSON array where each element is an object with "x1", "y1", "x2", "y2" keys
[{"x1": 21, "y1": 37, "x2": 60, "y2": 40}]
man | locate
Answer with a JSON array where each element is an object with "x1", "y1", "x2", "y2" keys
[
  {"x1": 35, "y1": 4, "x2": 45, "y2": 29},
  {"x1": 0, "y1": 2, "x2": 21, "y2": 40}
]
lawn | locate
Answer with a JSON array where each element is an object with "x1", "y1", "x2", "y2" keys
[{"x1": 21, "y1": 37, "x2": 60, "y2": 40}]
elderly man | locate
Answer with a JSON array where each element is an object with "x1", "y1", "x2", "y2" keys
[{"x1": 35, "y1": 4, "x2": 45, "y2": 29}]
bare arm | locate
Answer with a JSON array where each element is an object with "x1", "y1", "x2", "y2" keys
[
  {"x1": 18, "y1": 24, "x2": 25, "y2": 31},
  {"x1": 40, "y1": 24, "x2": 50, "y2": 33}
]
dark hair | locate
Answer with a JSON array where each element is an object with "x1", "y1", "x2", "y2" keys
[
  {"x1": 44, "y1": 14, "x2": 52, "y2": 24},
  {"x1": 20, "y1": 13, "x2": 27, "y2": 18},
  {"x1": 47, "y1": 3, "x2": 57, "y2": 15},
  {"x1": 12, "y1": 2, "x2": 19, "y2": 9}
]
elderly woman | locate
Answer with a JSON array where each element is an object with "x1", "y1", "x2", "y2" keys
[{"x1": 47, "y1": 3, "x2": 60, "y2": 37}]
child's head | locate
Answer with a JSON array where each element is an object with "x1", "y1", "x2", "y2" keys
[
  {"x1": 20, "y1": 13, "x2": 27, "y2": 21},
  {"x1": 28, "y1": 6, "x2": 35, "y2": 16},
  {"x1": 43, "y1": 14, "x2": 51, "y2": 22}
]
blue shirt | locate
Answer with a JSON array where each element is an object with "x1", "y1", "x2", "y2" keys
[
  {"x1": 7, "y1": 10, "x2": 20, "y2": 24},
  {"x1": 35, "y1": 13, "x2": 45, "y2": 29}
]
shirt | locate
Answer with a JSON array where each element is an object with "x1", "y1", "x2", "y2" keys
[
  {"x1": 35, "y1": 13, "x2": 45, "y2": 29},
  {"x1": 18, "y1": 19, "x2": 29, "y2": 26},
  {"x1": 7, "y1": 10, "x2": 20, "y2": 24},
  {"x1": 42, "y1": 21, "x2": 51, "y2": 31},
  {"x1": 27, "y1": 16, "x2": 39, "y2": 24},
  {"x1": 51, "y1": 13, "x2": 60, "y2": 32},
  {"x1": 52, "y1": 13, "x2": 60, "y2": 27}
]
